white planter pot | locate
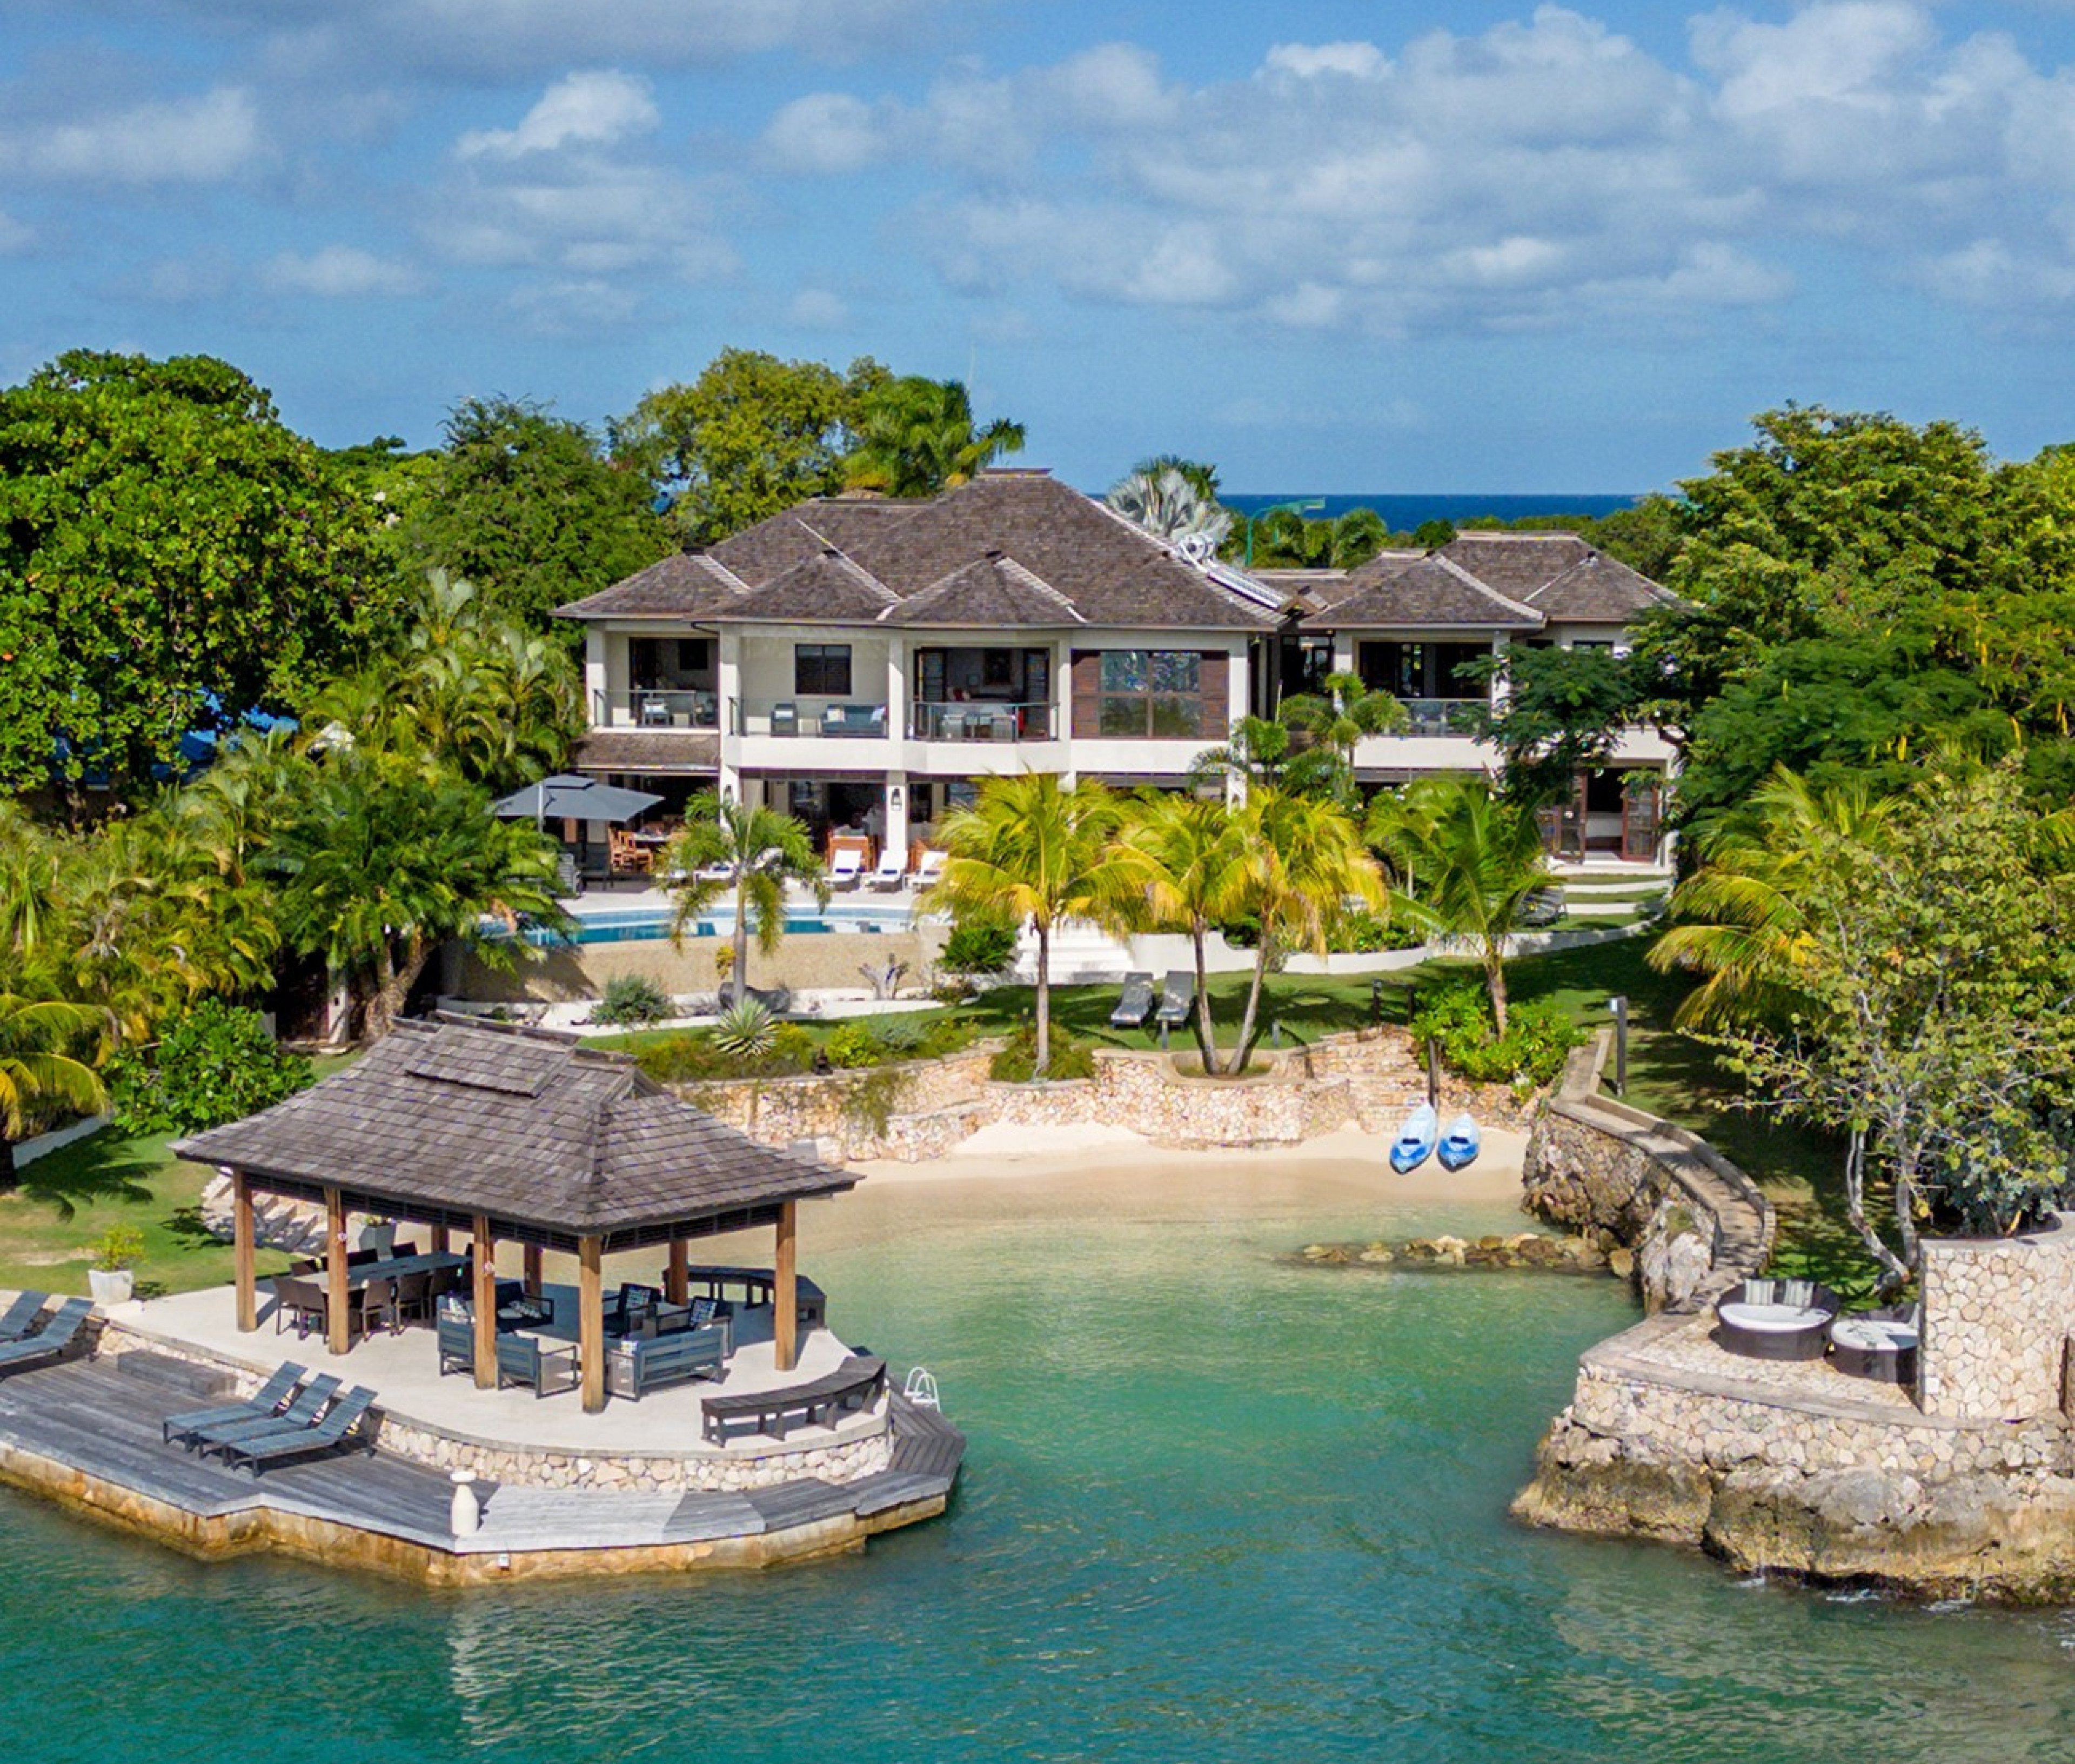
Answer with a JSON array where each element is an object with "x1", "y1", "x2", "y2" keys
[
  {"x1": 88, "y1": 1267, "x2": 133, "y2": 1305},
  {"x1": 358, "y1": 1222, "x2": 397, "y2": 1258}
]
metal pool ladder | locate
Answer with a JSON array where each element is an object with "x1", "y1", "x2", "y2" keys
[{"x1": 903, "y1": 1366, "x2": 941, "y2": 1411}]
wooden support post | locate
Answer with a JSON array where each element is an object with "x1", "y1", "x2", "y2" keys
[
  {"x1": 774, "y1": 1200, "x2": 799, "y2": 1374},
  {"x1": 471, "y1": 1213, "x2": 497, "y2": 1389},
  {"x1": 324, "y1": 1187, "x2": 350, "y2": 1356},
  {"x1": 429, "y1": 1224, "x2": 449, "y2": 1255},
  {"x1": 665, "y1": 1238, "x2": 689, "y2": 1307},
  {"x1": 232, "y1": 1171, "x2": 257, "y2": 1333},
  {"x1": 523, "y1": 1243, "x2": 544, "y2": 1298},
  {"x1": 579, "y1": 1237, "x2": 605, "y2": 1413}
]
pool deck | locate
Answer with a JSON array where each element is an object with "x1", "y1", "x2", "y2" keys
[{"x1": 0, "y1": 1311, "x2": 964, "y2": 1583}]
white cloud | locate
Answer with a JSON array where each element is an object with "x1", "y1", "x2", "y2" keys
[
  {"x1": 785, "y1": 287, "x2": 851, "y2": 328},
  {"x1": 457, "y1": 70, "x2": 656, "y2": 161},
  {"x1": 262, "y1": 245, "x2": 423, "y2": 297},
  {"x1": 2, "y1": 86, "x2": 260, "y2": 185},
  {"x1": 780, "y1": 2, "x2": 2075, "y2": 335}
]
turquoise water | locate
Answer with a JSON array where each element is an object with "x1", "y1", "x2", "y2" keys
[
  {"x1": 5, "y1": 1176, "x2": 2075, "y2": 1762},
  {"x1": 523, "y1": 903, "x2": 914, "y2": 946}
]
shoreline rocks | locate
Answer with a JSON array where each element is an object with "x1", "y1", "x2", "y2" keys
[{"x1": 1296, "y1": 1231, "x2": 1612, "y2": 1273}]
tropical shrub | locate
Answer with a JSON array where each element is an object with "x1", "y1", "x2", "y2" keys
[
  {"x1": 990, "y1": 1024, "x2": 1095, "y2": 1083},
  {"x1": 824, "y1": 1021, "x2": 883, "y2": 1070},
  {"x1": 709, "y1": 998, "x2": 777, "y2": 1059},
  {"x1": 91, "y1": 1226, "x2": 145, "y2": 1272},
  {"x1": 107, "y1": 999, "x2": 311, "y2": 1135},
  {"x1": 590, "y1": 974, "x2": 673, "y2": 1027},
  {"x1": 1329, "y1": 907, "x2": 1423, "y2": 953},
  {"x1": 1411, "y1": 983, "x2": 1581, "y2": 1089},
  {"x1": 941, "y1": 910, "x2": 1018, "y2": 978}
]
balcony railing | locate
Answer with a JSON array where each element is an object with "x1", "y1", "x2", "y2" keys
[
  {"x1": 593, "y1": 688, "x2": 719, "y2": 730},
  {"x1": 1395, "y1": 698, "x2": 1485, "y2": 738},
  {"x1": 731, "y1": 699, "x2": 891, "y2": 739},
  {"x1": 909, "y1": 700, "x2": 1054, "y2": 743}
]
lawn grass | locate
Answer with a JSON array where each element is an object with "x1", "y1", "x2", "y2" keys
[{"x1": 0, "y1": 1054, "x2": 352, "y2": 1301}]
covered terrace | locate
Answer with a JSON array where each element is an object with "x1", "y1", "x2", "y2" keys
[{"x1": 174, "y1": 1015, "x2": 857, "y2": 1413}]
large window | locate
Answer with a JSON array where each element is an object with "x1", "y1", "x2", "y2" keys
[
  {"x1": 1356, "y1": 640, "x2": 1489, "y2": 700},
  {"x1": 1099, "y1": 650, "x2": 1203, "y2": 738},
  {"x1": 794, "y1": 643, "x2": 852, "y2": 696}
]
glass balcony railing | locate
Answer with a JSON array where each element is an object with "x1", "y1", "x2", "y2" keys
[
  {"x1": 908, "y1": 701, "x2": 1054, "y2": 742},
  {"x1": 593, "y1": 688, "x2": 719, "y2": 730},
  {"x1": 1394, "y1": 698, "x2": 1486, "y2": 738},
  {"x1": 731, "y1": 699, "x2": 892, "y2": 738}
]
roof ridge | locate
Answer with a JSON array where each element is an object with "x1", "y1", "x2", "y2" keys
[{"x1": 1430, "y1": 552, "x2": 1544, "y2": 621}]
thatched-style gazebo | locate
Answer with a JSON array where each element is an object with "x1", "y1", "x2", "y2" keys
[{"x1": 176, "y1": 1016, "x2": 856, "y2": 1412}]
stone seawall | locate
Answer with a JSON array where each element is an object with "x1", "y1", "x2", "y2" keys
[{"x1": 664, "y1": 1027, "x2": 1536, "y2": 1161}]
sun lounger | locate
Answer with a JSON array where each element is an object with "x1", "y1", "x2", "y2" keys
[
  {"x1": 0, "y1": 1291, "x2": 50, "y2": 1342},
  {"x1": 907, "y1": 849, "x2": 947, "y2": 891},
  {"x1": 162, "y1": 1361, "x2": 307, "y2": 1445},
  {"x1": 1154, "y1": 970, "x2": 1194, "y2": 1028},
  {"x1": 828, "y1": 847, "x2": 867, "y2": 891},
  {"x1": 0, "y1": 1297, "x2": 94, "y2": 1374},
  {"x1": 219, "y1": 1385, "x2": 380, "y2": 1475},
  {"x1": 866, "y1": 851, "x2": 908, "y2": 891},
  {"x1": 1109, "y1": 972, "x2": 1156, "y2": 1029},
  {"x1": 186, "y1": 1373, "x2": 340, "y2": 1455}
]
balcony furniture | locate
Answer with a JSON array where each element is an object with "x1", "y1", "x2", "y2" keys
[
  {"x1": 701, "y1": 1355, "x2": 887, "y2": 1445},
  {"x1": 1830, "y1": 1309, "x2": 1919, "y2": 1385},
  {"x1": 1715, "y1": 1278, "x2": 1841, "y2": 1362},
  {"x1": 608, "y1": 829, "x2": 653, "y2": 876},
  {"x1": 0, "y1": 1297, "x2": 94, "y2": 1377},
  {"x1": 220, "y1": 1385, "x2": 379, "y2": 1475},
  {"x1": 1154, "y1": 971, "x2": 1195, "y2": 1030},
  {"x1": 771, "y1": 703, "x2": 798, "y2": 737},
  {"x1": 639, "y1": 695, "x2": 672, "y2": 726},
  {"x1": 162, "y1": 1362, "x2": 307, "y2": 1446},
  {"x1": 821, "y1": 703, "x2": 888, "y2": 738},
  {"x1": 0, "y1": 1291, "x2": 49, "y2": 1342},
  {"x1": 607, "y1": 1321, "x2": 731, "y2": 1400},
  {"x1": 1109, "y1": 972, "x2": 1156, "y2": 1030}
]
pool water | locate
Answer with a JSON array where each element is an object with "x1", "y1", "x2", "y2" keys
[
  {"x1": 530, "y1": 902, "x2": 918, "y2": 945},
  {"x1": 5, "y1": 1177, "x2": 2074, "y2": 1762}
]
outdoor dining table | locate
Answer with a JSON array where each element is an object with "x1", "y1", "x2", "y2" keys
[{"x1": 351, "y1": 1250, "x2": 467, "y2": 1289}]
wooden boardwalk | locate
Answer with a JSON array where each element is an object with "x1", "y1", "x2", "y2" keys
[{"x1": 0, "y1": 1358, "x2": 963, "y2": 1573}]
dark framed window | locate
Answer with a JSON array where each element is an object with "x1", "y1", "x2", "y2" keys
[
  {"x1": 1098, "y1": 650, "x2": 1204, "y2": 739},
  {"x1": 794, "y1": 644, "x2": 852, "y2": 696}
]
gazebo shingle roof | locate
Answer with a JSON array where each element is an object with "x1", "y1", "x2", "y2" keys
[{"x1": 175, "y1": 1018, "x2": 855, "y2": 1242}]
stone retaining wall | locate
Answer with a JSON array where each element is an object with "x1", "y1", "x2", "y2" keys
[
  {"x1": 452, "y1": 929, "x2": 946, "y2": 1005},
  {"x1": 1522, "y1": 1033, "x2": 1773, "y2": 1312},
  {"x1": 1918, "y1": 1218, "x2": 2075, "y2": 1423},
  {"x1": 661, "y1": 1026, "x2": 1536, "y2": 1161}
]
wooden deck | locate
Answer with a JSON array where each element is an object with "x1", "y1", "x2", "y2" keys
[{"x1": 0, "y1": 1358, "x2": 963, "y2": 1578}]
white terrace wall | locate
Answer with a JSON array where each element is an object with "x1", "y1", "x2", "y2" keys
[
  {"x1": 451, "y1": 928, "x2": 947, "y2": 1005},
  {"x1": 1917, "y1": 1215, "x2": 2075, "y2": 1423}
]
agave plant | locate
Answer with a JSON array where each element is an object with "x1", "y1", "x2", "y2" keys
[{"x1": 709, "y1": 997, "x2": 777, "y2": 1059}]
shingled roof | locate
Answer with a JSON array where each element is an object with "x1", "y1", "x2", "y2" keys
[
  {"x1": 1436, "y1": 533, "x2": 1674, "y2": 624},
  {"x1": 559, "y1": 471, "x2": 1275, "y2": 632},
  {"x1": 175, "y1": 1017, "x2": 855, "y2": 1247},
  {"x1": 1303, "y1": 554, "x2": 1541, "y2": 630},
  {"x1": 552, "y1": 551, "x2": 748, "y2": 621}
]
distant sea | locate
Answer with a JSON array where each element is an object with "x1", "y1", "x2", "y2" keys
[{"x1": 1223, "y1": 491, "x2": 1642, "y2": 529}]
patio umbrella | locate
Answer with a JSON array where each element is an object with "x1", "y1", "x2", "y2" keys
[{"x1": 491, "y1": 773, "x2": 664, "y2": 828}]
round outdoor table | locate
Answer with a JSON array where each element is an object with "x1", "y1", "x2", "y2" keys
[{"x1": 1829, "y1": 1314, "x2": 1919, "y2": 1385}]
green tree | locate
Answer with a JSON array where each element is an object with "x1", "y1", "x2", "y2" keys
[
  {"x1": 1686, "y1": 758, "x2": 2075, "y2": 1291},
  {"x1": 1468, "y1": 644, "x2": 1652, "y2": 808},
  {"x1": 842, "y1": 377, "x2": 1026, "y2": 497},
  {"x1": 396, "y1": 396, "x2": 669, "y2": 632},
  {"x1": 662, "y1": 793, "x2": 829, "y2": 1004},
  {"x1": 919, "y1": 774, "x2": 1123, "y2": 1076},
  {"x1": 267, "y1": 756, "x2": 566, "y2": 1039},
  {"x1": 0, "y1": 993, "x2": 106, "y2": 1187},
  {"x1": 614, "y1": 350, "x2": 891, "y2": 545},
  {"x1": 1370, "y1": 776, "x2": 1550, "y2": 1032},
  {"x1": 0, "y1": 350, "x2": 397, "y2": 801},
  {"x1": 1222, "y1": 789, "x2": 1384, "y2": 1070},
  {"x1": 1128, "y1": 455, "x2": 1221, "y2": 502},
  {"x1": 1277, "y1": 671, "x2": 1409, "y2": 800},
  {"x1": 1105, "y1": 466, "x2": 1233, "y2": 550}
]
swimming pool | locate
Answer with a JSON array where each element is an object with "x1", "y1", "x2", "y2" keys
[{"x1": 528, "y1": 901, "x2": 922, "y2": 945}]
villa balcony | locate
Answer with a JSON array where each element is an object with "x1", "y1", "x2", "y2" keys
[
  {"x1": 593, "y1": 687, "x2": 720, "y2": 731},
  {"x1": 908, "y1": 700, "x2": 1054, "y2": 743},
  {"x1": 731, "y1": 698, "x2": 892, "y2": 739},
  {"x1": 1396, "y1": 698, "x2": 1484, "y2": 737}
]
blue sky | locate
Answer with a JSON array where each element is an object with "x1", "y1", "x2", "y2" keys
[{"x1": 7, "y1": 1, "x2": 2075, "y2": 494}]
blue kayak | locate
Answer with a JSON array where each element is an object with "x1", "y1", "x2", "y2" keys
[
  {"x1": 1389, "y1": 1102, "x2": 1438, "y2": 1174},
  {"x1": 1437, "y1": 1113, "x2": 1481, "y2": 1172}
]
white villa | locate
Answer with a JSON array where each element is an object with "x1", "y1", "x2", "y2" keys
[{"x1": 553, "y1": 470, "x2": 1676, "y2": 865}]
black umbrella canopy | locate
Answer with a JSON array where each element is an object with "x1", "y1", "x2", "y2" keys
[{"x1": 492, "y1": 773, "x2": 664, "y2": 825}]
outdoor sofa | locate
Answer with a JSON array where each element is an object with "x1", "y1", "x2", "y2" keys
[{"x1": 1714, "y1": 1278, "x2": 1842, "y2": 1361}]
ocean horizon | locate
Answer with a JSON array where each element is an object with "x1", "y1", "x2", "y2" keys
[{"x1": 1221, "y1": 491, "x2": 1643, "y2": 529}]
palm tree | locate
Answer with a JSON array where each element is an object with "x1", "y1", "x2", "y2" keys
[
  {"x1": 1328, "y1": 507, "x2": 1393, "y2": 569},
  {"x1": 0, "y1": 993, "x2": 106, "y2": 1188},
  {"x1": 663, "y1": 793, "x2": 828, "y2": 1004},
  {"x1": 1105, "y1": 466, "x2": 1234, "y2": 551},
  {"x1": 842, "y1": 377, "x2": 1026, "y2": 497},
  {"x1": 919, "y1": 774, "x2": 1124, "y2": 1076},
  {"x1": 1278, "y1": 671, "x2": 1409, "y2": 800},
  {"x1": 1222, "y1": 789, "x2": 1385, "y2": 1072},
  {"x1": 1370, "y1": 774, "x2": 1550, "y2": 1032},
  {"x1": 1103, "y1": 792, "x2": 1253, "y2": 1065},
  {"x1": 1647, "y1": 767, "x2": 1900, "y2": 1031},
  {"x1": 269, "y1": 757, "x2": 566, "y2": 1039}
]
